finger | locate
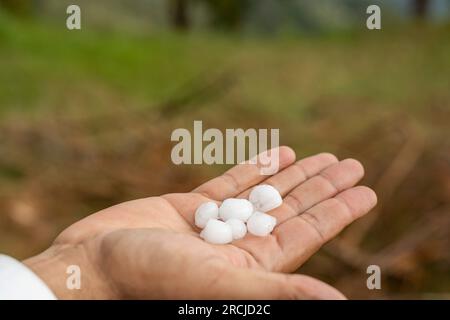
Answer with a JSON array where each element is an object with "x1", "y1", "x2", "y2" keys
[
  {"x1": 237, "y1": 152, "x2": 338, "y2": 199},
  {"x1": 192, "y1": 146, "x2": 296, "y2": 201},
  {"x1": 214, "y1": 267, "x2": 345, "y2": 299},
  {"x1": 272, "y1": 159, "x2": 364, "y2": 224},
  {"x1": 190, "y1": 262, "x2": 345, "y2": 299},
  {"x1": 231, "y1": 160, "x2": 364, "y2": 270},
  {"x1": 274, "y1": 186, "x2": 377, "y2": 272}
]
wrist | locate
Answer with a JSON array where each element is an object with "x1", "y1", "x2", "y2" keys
[{"x1": 23, "y1": 243, "x2": 119, "y2": 299}]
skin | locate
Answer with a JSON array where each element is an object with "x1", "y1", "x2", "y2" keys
[{"x1": 24, "y1": 146, "x2": 377, "y2": 299}]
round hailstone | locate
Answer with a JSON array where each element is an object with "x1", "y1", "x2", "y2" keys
[
  {"x1": 225, "y1": 218, "x2": 247, "y2": 240},
  {"x1": 200, "y1": 219, "x2": 233, "y2": 244},
  {"x1": 219, "y1": 198, "x2": 254, "y2": 222},
  {"x1": 249, "y1": 185, "x2": 283, "y2": 212},
  {"x1": 247, "y1": 212, "x2": 277, "y2": 237},
  {"x1": 194, "y1": 202, "x2": 219, "y2": 229}
]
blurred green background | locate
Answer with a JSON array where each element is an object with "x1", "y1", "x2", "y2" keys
[{"x1": 0, "y1": 0, "x2": 449, "y2": 299}]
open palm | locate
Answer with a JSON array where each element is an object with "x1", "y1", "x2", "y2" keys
[{"x1": 48, "y1": 147, "x2": 376, "y2": 299}]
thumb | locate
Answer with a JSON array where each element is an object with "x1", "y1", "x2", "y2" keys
[{"x1": 206, "y1": 265, "x2": 346, "y2": 300}]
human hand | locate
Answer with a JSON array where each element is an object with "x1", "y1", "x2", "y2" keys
[{"x1": 24, "y1": 147, "x2": 377, "y2": 299}]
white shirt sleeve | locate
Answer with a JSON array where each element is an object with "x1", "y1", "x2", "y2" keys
[{"x1": 0, "y1": 254, "x2": 57, "y2": 300}]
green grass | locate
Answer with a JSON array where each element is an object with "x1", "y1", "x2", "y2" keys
[
  {"x1": 1, "y1": 13, "x2": 449, "y2": 121},
  {"x1": 0, "y1": 13, "x2": 233, "y2": 114}
]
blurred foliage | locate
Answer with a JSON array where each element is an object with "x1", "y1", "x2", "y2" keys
[
  {"x1": 0, "y1": 0, "x2": 32, "y2": 16},
  {"x1": 200, "y1": 0, "x2": 250, "y2": 29}
]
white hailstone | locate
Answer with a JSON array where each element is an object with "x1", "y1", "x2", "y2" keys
[
  {"x1": 247, "y1": 211, "x2": 277, "y2": 237},
  {"x1": 249, "y1": 185, "x2": 283, "y2": 212},
  {"x1": 225, "y1": 218, "x2": 247, "y2": 240},
  {"x1": 200, "y1": 219, "x2": 233, "y2": 244},
  {"x1": 219, "y1": 198, "x2": 254, "y2": 222},
  {"x1": 194, "y1": 202, "x2": 219, "y2": 229}
]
